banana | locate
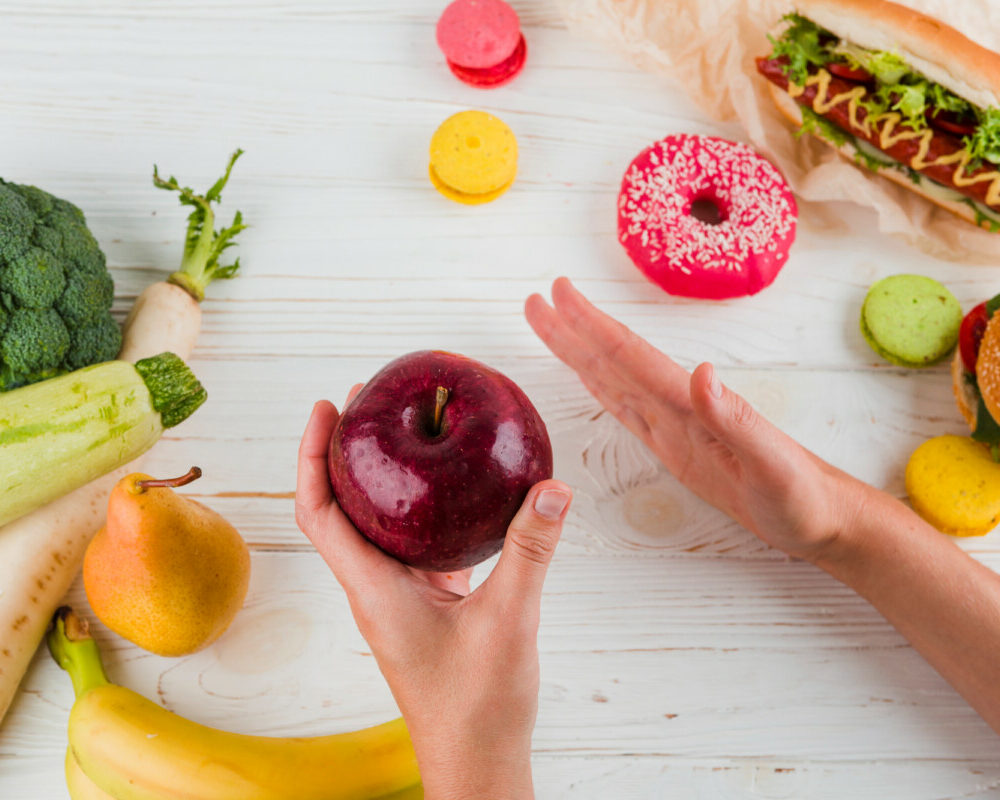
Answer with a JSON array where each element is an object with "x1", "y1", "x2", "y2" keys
[
  {"x1": 65, "y1": 748, "x2": 115, "y2": 800},
  {"x1": 49, "y1": 608, "x2": 422, "y2": 800}
]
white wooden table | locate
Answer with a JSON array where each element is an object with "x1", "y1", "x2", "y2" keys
[{"x1": 1, "y1": 2, "x2": 999, "y2": 797}]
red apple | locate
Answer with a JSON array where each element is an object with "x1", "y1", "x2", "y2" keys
[{"x1": 328, "y1": 350, "x2": 554, "y2": 571}]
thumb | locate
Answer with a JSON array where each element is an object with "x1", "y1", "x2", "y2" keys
[
  {"x1": 689, "y1": 362, "x2": 783, "y2": 468},
  {"x1": 487, "y1": 479, "x2": 572, "y2": 602}
]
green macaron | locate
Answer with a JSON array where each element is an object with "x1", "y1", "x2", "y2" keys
[{"x1": 860, "y1": 274, "x2": 962, "y2": 368}]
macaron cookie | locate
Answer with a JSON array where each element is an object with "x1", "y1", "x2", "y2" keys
[
  {"x1": 429, "y1": 110, "x2": 517, "y2": 204},
  {"x1": 860, "y1": 274, "x2": 962, "y2": 367},
  {"x1": 906, "y1": 435, "x2": 1000, "y2": 536},
  {"x1": 436, "y1": 0, "x2": 527, "y2": 88}
]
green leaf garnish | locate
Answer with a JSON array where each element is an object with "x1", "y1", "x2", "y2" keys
[{"x1": 767, "y1": 13, "x2": 832, "y2": 85}]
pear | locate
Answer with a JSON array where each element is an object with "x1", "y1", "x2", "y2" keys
[{"x1": 83, "y1": 467, "x2": 250, "y2": 657}]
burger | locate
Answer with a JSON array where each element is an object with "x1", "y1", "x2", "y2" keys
[
  {"x1": 954, "y1": 297, "x2": 1000, "y2": 455},
  {"x1": 756, "y1": 0, "x2": 1000, "y2": 231}
]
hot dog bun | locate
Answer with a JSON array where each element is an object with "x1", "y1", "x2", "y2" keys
[
  {"x1": 795, "y1": 0, "x2": 1000, "y2": 111},
  {"x1": 767, "y1": 84, "x2": 988, "y2": 229}
]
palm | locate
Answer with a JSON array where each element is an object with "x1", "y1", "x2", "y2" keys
[{"x1": 525, "y1": 278, "x2": 840, "y2": 559}]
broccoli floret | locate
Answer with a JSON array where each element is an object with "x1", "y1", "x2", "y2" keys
[
  {"x1": 56, "y1": 267, "x2": 114, "y2": 326},
  {"x1": 0, "y1": 309, "x2": 70, "y2": 390},
  {"x1": 1, "y1": 247, "x2": 66, "y2": 309},
  {"x1": 0, "y1": 179, "x2": 120, "y2": 390},
  {"x1": 63, "y1": 315, "x2": 122, "y2": 371}
]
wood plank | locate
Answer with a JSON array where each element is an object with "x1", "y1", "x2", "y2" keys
[{"x1": 2, "y1": 552, "x2": 994, "y2": 768}]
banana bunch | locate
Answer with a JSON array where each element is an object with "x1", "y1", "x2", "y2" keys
[{"x1": 48, "y1": 608, "x2": 423, "y2": 800}]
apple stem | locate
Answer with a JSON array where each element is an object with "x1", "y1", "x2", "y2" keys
[
  {"x1": 135, "y1": 466, "x2": 203, "y2": 493},
  {"x1": 433, "y1": 386, "x2": 449, "y2": 435}
]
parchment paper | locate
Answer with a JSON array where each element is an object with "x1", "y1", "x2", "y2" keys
[{"x1": 556, "y1": 0, "x2": 1000, "y2": 262}]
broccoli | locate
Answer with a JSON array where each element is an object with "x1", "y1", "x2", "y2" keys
[{"x1": 0, "y1": 179, "x2": 121, "y2": 390}]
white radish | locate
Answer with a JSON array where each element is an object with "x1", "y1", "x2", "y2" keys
[{"x1": 0, "y1": 150, "x2": 244, "y2": 723}]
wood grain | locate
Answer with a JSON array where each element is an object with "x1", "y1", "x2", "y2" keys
[{"x1": 0, "y1": 1, "x2": 998, "y2": 798}]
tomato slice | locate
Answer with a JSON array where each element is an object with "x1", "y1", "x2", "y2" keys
[
  {"x1": 960, "y1": 302, "x2": 989, "y2": 374},
  {"x1": 927, "y1": 110, "x2": 977, "y2": 137},
  {"x1": 827, "y1": 62, "x2": 872, "y2": 82}
]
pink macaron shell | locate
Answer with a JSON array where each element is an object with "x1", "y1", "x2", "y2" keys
[
  {"x1": 436, "y1": 0, "x2": 521, "y2": 70},
  {"x1": 447, "y1": 34, "x2": 526, "y2": 88}
]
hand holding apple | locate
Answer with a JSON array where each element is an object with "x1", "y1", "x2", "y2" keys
[
  {"x1": 327, "y1": 350, "x2": 554, "y2": 571},
  {"x1": 296, "y1": 396, "x2": 572, "y2": 800}
]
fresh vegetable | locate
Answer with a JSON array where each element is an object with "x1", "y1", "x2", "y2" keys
[
  {"x1": 0, "y1": 353, "x2": 205, "y2": 529},
  {"x1": 960, "y1": 301, "x2": 989, "y2": 375},
  {"x1": 0, "y1": 150, "x2": 245, "y2": 727},
  {"x1": 0, "y1": 180, "x2": 120, "y2": 390},
  {"x1": 48, "y1": 608, "x2": 422, "y2": 800}
]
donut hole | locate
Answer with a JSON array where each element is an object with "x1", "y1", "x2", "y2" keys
[{"x1": 690, "y1": 196, "x2": 726, "y2": 225}]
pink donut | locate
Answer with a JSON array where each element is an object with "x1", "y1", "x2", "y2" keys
[{"x1": 617, "y1": 134, "x2": 797, "y2": 300}]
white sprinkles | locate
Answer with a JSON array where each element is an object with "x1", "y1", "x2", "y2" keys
[{"x1": 618, "y1": 135, "x2": 797, "y2": 278}]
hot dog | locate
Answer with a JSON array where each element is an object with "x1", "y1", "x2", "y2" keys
[{"x1": 758, "y1": 0, "x2": 1000, "y2": 231}]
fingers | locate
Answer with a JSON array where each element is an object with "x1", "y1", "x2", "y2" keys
[
  {"x1": 548, "y1": 277, "x2": 692, "y2": 406},
  {"x1": 295, "y1": 400, "x2": 339, "y2": 516},
  {"x1": 345, "y1": 383, "x2": 364, "y2": 409},
  {"x1": 295, "y1": 400, "x2": 409, "y2": 590},
  {"x1": 485, "y1": 480, "x2": 572, "y2": 604},
  {"x1": 525, "y1": 292, "x2": 617, "y2": 389}
]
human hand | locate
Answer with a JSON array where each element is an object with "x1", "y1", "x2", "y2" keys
[
  {"x1": 295, "y1": 391, "x2": 572, "y2": 800},
  {"x1": 525, "y1": 277, "x2": 866, "y2": 562}
]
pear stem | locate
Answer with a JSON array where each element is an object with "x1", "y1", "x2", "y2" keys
[
  {"x1": 433, "y1": 386, "x2": 449, "y2": 435},
  {"x1": 136, "y1": 466, "x2": 203, "y2": 492}
]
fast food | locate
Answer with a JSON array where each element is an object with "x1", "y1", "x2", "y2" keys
[
  {"x1": 953, "y1": 295, "x2": 1000, "y2": 453},
  {"x1": 617, "y1": 134, "x2": 797, "y2": 300},
  {"x1": 756, "y1": 0, "x2": 1000, "y2": 231}
]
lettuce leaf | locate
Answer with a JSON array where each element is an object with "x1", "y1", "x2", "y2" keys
[
  {"x1": 929, "y1": 83, "x2": 973, "y2": 117},
  {"x1": 796, "y1": 105, "x2": 849, "y2": 146},
  {"x1": 833, "y1": 43, "x2": 907, "y2": 84},
  {"x1": 876, "y1": 81, "x2": 930, "y2": 130},
  {"x1": 966, "y1": 107, "x2": 1000, "y2": 167},
  {"x1": 767, "y1": 14, "x2": 831, "y2": 85}
]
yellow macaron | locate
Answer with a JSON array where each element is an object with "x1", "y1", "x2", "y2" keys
[
  {"x1": 429, "y1": 110, "x2": 517, "y2": 205},
  {"x1": 906, "y1": 435, "x2": 1000, "y2": 536}
]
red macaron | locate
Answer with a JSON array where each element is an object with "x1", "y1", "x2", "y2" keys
[{"x1": 436, "y1": 0, "x2": 527, "y2": 88}]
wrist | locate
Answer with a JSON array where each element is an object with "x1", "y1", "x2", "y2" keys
[
  {"x1": 415, "y1": 735, "x2": 533, "y2": 800},
  {"x1": 803, "y1": 471, "x2": 883, "y2": 569},
  {"x1": 808, "y1": 477, "x2": 920, "y2": 576}
]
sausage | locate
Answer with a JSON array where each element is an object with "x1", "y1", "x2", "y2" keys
[{"x1": 756, "y1": 56, "x2": 998, "y2": 208}]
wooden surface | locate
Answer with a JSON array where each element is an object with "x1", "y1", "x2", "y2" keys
[{"x1": 1, "y1": 1, "x2": 1000, "y2": 798}]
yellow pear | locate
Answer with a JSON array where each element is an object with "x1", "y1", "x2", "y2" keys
[{"x1": 83, "y1": 467, "x2": 250, "y2": 656}]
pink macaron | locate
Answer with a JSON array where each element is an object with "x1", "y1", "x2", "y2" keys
[{"x1": 436, "y1": 0, "x2": 527, "y2": 88}]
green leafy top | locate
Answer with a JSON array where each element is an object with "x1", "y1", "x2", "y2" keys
[{"x1": 153, "y1": 149, "x2": 247, "y2": 302}]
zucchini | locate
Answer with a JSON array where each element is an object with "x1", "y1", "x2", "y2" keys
[{"x1": 0, "y1": 352, "x2": 205, "y2": 529}]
